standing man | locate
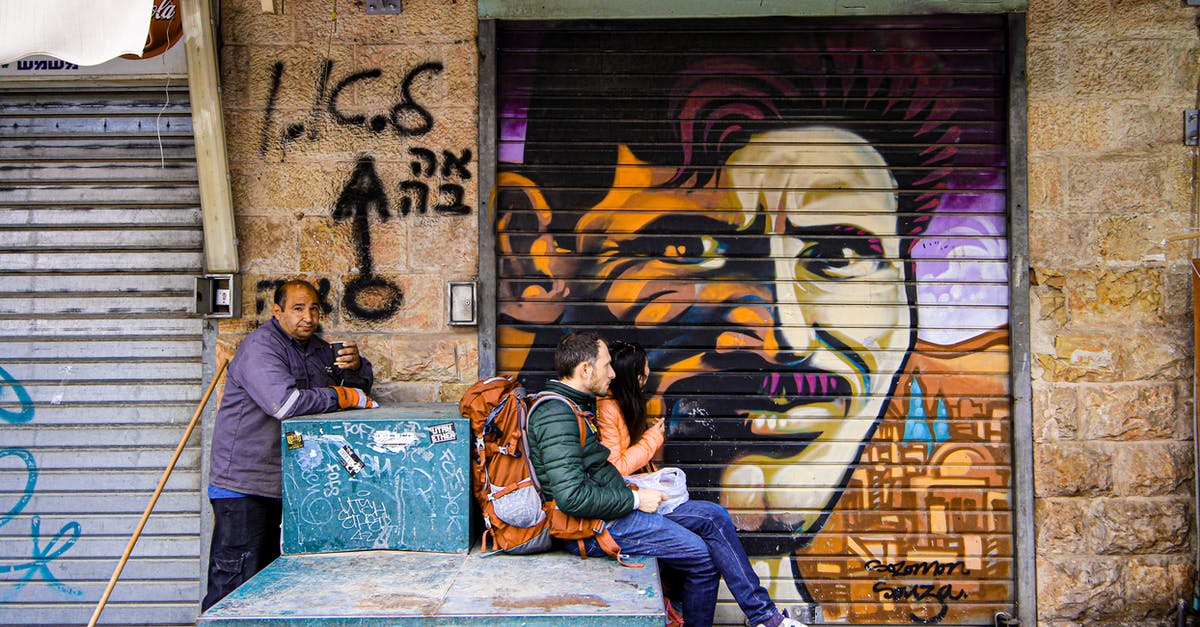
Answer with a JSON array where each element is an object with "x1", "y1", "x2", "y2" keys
[
  {"x1": 202, "y1": 279, "x2": 376, "y2": 610},
  {"x1": 526, "y1": 331, "x2": 804, "y2": 627}
]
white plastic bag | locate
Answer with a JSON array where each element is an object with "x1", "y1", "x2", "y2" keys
[{"x1": 625, "y1": 467, "x2": 689, "y2": 516}]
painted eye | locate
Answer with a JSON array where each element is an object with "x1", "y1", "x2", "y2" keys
[
  {"x1": 799, "y1": 240, "x2": 887, "y2": 279},
  {"x1": 660, "y1": 235, "x2": 726, "y2": 268}
]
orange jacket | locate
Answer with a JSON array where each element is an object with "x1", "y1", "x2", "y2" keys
[{"x1": 595, "y1": 397, "x2": 665, "y2": 476}]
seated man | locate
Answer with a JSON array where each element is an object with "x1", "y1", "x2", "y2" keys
[
  {"x1": 202, "y1": 279, "x2": 377, "y2": 610},
  {"x1": 526, "y1": 331, "x2": 804, "y2": 627}
]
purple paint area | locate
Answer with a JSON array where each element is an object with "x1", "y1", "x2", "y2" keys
[
  {"x1": 499, "y1": 118, "x2": 527, "y2": 164},
  {"x1": 913, "y1": 171, "x2": 1009, "y2": 345}
]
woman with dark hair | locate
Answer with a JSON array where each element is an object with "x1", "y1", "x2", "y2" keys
[
  {"x1": 597, "y1": 340, "x2": 665, "y2": 476},
  {"x1": 594, "y1": 339, "x2": 806, "y2": 627}
]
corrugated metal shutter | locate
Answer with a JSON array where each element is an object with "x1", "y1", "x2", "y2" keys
[
  {"x1": 0, "y1": 86, "x2": 202, "y2": 625},
  {"x1": 495, "y1": 16, "x2": 1013, "y2": 625}
]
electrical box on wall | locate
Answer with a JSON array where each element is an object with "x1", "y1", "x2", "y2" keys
[
  {"x1": 447, "y1": 281, "x2": 477, "y2": 326},
  {"x1": 195, "y1": 274, "x2": 242, "y2": 318},
  {"x1": 365, "y1": 0, "x2": 402, "y2": 14}
]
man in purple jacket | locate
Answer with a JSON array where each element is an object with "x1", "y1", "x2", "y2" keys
[{"x1": 202, "y1": 279, "x2": 376, "y2": 610}]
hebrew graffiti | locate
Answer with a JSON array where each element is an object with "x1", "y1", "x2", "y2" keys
[
  {"x1": 495, "y1": 17, "x2": 1012, "y2": 624},
  {"x1": 0, "y1": 364, "x2": 34, "y2": 425},
  {"x1": 259, "y1": 59, "x2": 443, "y2": 155},
  {"x1": 254, "y1": 56, "x2": 474, "y2": 323},
  {"x1": 333, "y1": 156, "x2": 404, "y2": 321},
  {"x1": 0, "y1": 365, "x2": 82, "y2": 601},
  {"x1": 401, "y1": 147, "x2": 472, "y2": 215}
]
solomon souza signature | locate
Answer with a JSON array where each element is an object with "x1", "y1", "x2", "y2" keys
[{"x1": 865, "y1": 559, "x2": 970, "y2": 625}]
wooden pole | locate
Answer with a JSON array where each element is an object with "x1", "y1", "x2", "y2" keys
[
  {"x1": 86, "y1": 359, "x2": 228, "y2": 627},
  {"x1": 1163, "y1": 231, "x2": 1200, "y2": 245}
]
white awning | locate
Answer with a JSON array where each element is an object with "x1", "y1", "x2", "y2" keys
[{"x1": 0, "y1": 0, "x2": 154, "y2": 66}]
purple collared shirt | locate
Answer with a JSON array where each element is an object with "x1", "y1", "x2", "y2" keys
[{"x1": 208, "y1": 319, "x2": 373, "y2": 498}]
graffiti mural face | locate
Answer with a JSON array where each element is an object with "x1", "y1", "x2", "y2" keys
[
  {"x1": 497, "y1": 17, "x2": 1011, "y2": 622},
  {"x1": 580, "y1": 126, "x2": 913, "y2": 535}
]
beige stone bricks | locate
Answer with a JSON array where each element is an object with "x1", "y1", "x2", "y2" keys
[
  {"x1": 219, "y1": 0, "x2": 479, "y2": 404},
  {"x1": 1079, "y1": 384, "x2": 1180, "y2": 440},
  {"x1": 1035, "y1": 442, "x2": 1113, "y2": 496},
  {"x1": 1029, "y1": 0, "x2": 1198, "y2": 620},
  {"x1": 1036, "y1": 556, "x2": 1126, "y2": 621},
  {"x1": 1113, "y1": 441, "x2": 1192, "y2": 497}
]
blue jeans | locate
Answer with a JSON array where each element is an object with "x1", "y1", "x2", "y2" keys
[{"x1": 567, "y1": 500, "x2": 779, "y2": 627}]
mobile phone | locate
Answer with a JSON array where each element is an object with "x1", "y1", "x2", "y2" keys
[{"x1": 330, "y1": 342, "x2": 345, "y2": 367}]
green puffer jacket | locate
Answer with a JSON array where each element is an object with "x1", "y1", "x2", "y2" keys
[{"x1": 527, "y1": 380, "x2": 635, "y2": 521}]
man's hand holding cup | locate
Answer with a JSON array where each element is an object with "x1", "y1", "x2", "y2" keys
[{"x1": 330, "y1": 340, "x2": 362, "y2": 371}]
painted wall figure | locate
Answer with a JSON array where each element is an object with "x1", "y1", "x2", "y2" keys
[{"x1": 495, "y1": 17, "x2": 1010, "y2": 624}]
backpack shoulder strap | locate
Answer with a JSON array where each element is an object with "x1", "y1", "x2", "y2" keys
[{"x1": 528, "y1": 392, "x2": 591, "y2": 446}]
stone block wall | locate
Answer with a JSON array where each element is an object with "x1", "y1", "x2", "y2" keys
[
  {"x1": 216, "y1": 0, "x2": 479, "y2": 403},
  {"x1": 1028, "y1": 1, "x2": 1199, "y2": 624}
]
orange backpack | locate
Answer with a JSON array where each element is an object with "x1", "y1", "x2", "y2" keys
[{"x1": 458, "y1": 376, "x2": 637, "y2": 565}]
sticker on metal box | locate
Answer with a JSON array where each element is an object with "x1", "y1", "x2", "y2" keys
[
  {"x1": 427, "y1": 422, "x2": 457, "y2": 444},
  {"x1": 369, "y1": 429, "x2": 420, "y2": 453},
  {"x1": 284, "y1": 431, "x2": 304, "y2": 450},
  {"x1": 334, "y1": 444, "x2": 365, "y2": 476}
]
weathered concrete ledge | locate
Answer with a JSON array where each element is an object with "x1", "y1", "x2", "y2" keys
[{"x1": 198, "y1": 549, "x2": 665, "y2": 626}]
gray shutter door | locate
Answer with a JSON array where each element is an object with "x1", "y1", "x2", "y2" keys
[
  {"x1": 495, "y1": 16, "x2": 1013, "y2": 625},
  {"x1": 0, "y1": 86, "x2": 203, "y2": 625}
]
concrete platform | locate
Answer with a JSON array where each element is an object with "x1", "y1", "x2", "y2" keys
[{"x1": 198, "y1": 549, "x2": 666, "y2": 626}]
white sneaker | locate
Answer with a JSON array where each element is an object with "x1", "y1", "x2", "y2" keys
[{"x1": 752, "y1": 612, "x2": 808, "y2": 627}]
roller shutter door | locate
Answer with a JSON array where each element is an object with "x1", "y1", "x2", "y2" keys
[
  {"x1": 0, "y1": 85, "x2": 203, "y2": 625},
  {"x1": 495, "y1": 15, "x2": 1013, "y2": 625}
]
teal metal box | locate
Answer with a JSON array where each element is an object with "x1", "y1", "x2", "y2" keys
[{"x1": 281, "y1": 403, "x2": 470, "y2": 554}]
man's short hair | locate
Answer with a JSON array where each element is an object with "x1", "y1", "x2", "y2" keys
[
  {"x1": 555, "y1": 331, "x2": 604, "y2": 379},
  {"x1": 273, "y1": 279, "x2": 318, "y2": 307}
]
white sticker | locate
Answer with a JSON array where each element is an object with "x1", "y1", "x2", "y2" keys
[
  {"x1": 370, "y1": 430, "x2": 420, "y2": 453},
  {"x1": 335, "y1": 444, "x2": 365, "y2": 476}
]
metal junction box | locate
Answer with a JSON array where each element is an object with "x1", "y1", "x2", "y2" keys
[{"x1": 280, "y1": 404, "x2": 471, "y2": 554}]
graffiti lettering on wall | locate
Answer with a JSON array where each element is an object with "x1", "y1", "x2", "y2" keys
[
  {"x1": 333, "y1": 156, "x2": 404, "y2": 320},
  {"x1": 0, "y1": 365, "x2": 82, "y2": 601},
  {"x1": 400, "y1": 147, "x2": 473, "y2": 215},
  {"x1": 865, "y1": 560, "x2": 970, "y2": 625},
  {"x1": 871, "y1": 582, "x2": 967, "y2": 625},
  {"x1": 255, "y1": 56, "x2": 474, "y2": 323},
  {"x1": 495, "y1": 16, "x2": 1012, "y2": 624},
  {"x1": 259, "y1": 59, "x2": 444, "y2": 154}
]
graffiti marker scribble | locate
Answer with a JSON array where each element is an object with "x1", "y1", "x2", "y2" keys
[
  {"x1": 864, "y1": 559, "x2": 970, "y2": 577},
  {"x1": 0, "y1": 369, "x2": 83, "y2": 600},
  {"x1": 871, "y1": 581, "x2": 966, "y2": 624},
  {"x1": 0, "y1": 449, "x2": 36, "y2": 528},
  {"x1": 261, "y1": 58, "x2": 443, "y2": 153},
  {"x1": 333, "y1": 156, "x2": 404, "y2": 320},
  {"x1": 0, "y1": 365, "x2": 35, "y2": 424},
  {"x1": 0, "y1": 516, "x2": 83, "y2": 600}
]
